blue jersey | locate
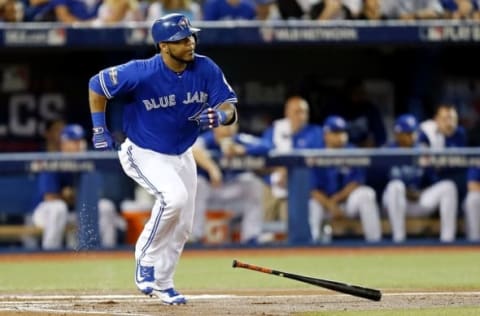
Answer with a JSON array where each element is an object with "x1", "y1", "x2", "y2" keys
[
  {"x1": 261, "y1": 124, "x2": 324, "y2": 150},
  {"x1": 89, "y1": 54, "x2": 237, "y2": 155},
  {"x1": 196, "y1": 130, "x2": 269, "y2": 181},
  {"x1": 33, "y1": 171, "x2": 75, "y2": 207},
  {"x1": 467, "y1": 167, "x2": 480, "y2": 182},
  {"x1": 310, "y1": 144, "x2": 364, "y2": 196},
  {"x1": 385, "y1": 142, "x2": 437, "y2": 191},
  {"x1": 203, "y1": 0, "x2": 256, "y2": 21}
]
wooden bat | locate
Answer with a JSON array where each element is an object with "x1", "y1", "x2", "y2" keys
[{"x1": 232, "y1": 259, "x2": 382, "y2": 301}]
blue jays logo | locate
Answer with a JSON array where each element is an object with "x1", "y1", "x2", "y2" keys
[{"x1": 178, "y1": 17, "x2": 189, "y2": 30}]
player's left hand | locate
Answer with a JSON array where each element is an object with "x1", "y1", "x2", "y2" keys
[{"x1": 191, "y1": 107, "x2": 227, "y2": 129}]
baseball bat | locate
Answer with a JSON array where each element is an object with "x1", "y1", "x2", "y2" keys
[{"x1": 232, "y1": 259, "x2": 381, "y2": 301}]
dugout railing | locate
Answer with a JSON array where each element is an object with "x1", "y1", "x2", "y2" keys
[{"x1": 0, "y1": 148, "x2": 479, "y2": 247}]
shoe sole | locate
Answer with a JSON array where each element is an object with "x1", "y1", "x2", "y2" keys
[
  {"x1": 148, "y1": 293, "x2": 187, "y2": 305},
  {"x1": 162, "y1": 300, "x2": 187, "y2": 305}
]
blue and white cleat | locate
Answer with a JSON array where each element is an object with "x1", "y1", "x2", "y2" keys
[
  {"x1": 135, "y1": 265, "x2": 157, "y2": 295},
  {"x1": 151, "y1": 288, "x2": 187, "y2": 305}
]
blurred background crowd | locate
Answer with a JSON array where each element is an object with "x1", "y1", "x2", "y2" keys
[{"x1": 2, "y1": 0, "x2": 480, "y2": 24}]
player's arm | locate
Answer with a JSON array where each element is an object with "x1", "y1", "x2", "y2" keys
[
  {"x1": 216, "y1": 102, "x2": 237, "y2": 126},
  {"x1": 192, "y1": 140, "x2": 222, "y2": 187},
  {"x1": 311, "y1": 189, "x2": 343, "y2": 218},
  {"x1": 311, "y1": 189, "x2": 331, "y2": 209},
  {"x1": 88, "y1": 88, "x2": 114, "y2": 150},
  {"x1": 331, "y1": 182, "x2": 359, "y2": 204},
  {"x1": 88, "y1": 63, "x2": 136, "y2": 149},
  {"x1": 89, "y1": 89, "x2": 108, "y2": 113}
]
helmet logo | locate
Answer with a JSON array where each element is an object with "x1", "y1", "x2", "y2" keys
[{"x1": 178, "y1": 17, "x2": 189, "y2": 30}]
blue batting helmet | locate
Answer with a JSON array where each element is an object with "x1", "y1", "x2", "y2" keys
[{"x1": 151, "y1": 13, "x2": 200, "y2": 44}]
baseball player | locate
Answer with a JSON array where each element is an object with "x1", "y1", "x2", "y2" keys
[
  {"x1": 261, "y1": 96, "x2": 323, "y2": 219},
  {"x1": 382, "y1": 114, "x2": 458, "y2": 242},
  {"x1": 418, "y1": 103, "x2": 467, "y2": 149},
  {"x1": 192, "y1": 123, "x2": 269, "y2": 244},
  {"x1": 464, "y1": 167, "x2": 480, "y2": 241},
  {"x1": 309, "y1": 115, "x2": 382, "y2": 243},
  {"x1": 88, "y1": 13, "x2": 237, "y2": 305},
  {"x1": 32, "y1": 124, "x2": 124, "y2": 249}
]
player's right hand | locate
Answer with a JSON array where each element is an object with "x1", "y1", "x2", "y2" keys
[{"x1": 92, "y1": 127, "x2": 114, "y2": 150}]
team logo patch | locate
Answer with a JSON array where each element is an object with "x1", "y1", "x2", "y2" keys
[{"x1": 108, "y1": 67, "x2": 118, "y2": 85}]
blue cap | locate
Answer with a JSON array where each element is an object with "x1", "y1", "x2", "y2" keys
[
  {"x1": 323, "y1": 115, "x2": 347, "y2": 132},
  {"x1": 394, "y1": 114, "x2": 418, "y2": 133},
  {"x1": 61, "y1": 124, "x2": 85, "y2": 140}
]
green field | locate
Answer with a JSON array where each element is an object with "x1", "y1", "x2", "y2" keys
[
  {"x1": 0, "y1": 247, "x2": 479, "y2": 315},
  {"x1": 1, "y1": 249, "x2": 479, "y2": 292}
]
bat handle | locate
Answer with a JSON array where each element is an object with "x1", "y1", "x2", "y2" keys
[{"x1": 232, "y1": 259, "x2": 273, "y2": 274}]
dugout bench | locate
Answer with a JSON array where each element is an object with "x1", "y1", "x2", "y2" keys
[
  {"x1": 0, "y1": 149, "x2": 478, "y2": 247},
  {"x1": 0, "y1": 168, "x2": 132, "y2": 247}
]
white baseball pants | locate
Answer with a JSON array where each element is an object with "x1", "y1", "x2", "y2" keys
[
  {"x1": 32, "y1": 198, "x2": 121, "y2": 249},
  {"x1": 464, "y1": 191, "x2": 480, "y2": 241},
  {"x1": 193, "y1": 172, "x2": 264, "y2": 243},
  {"x1": 309, "y1": 186, "x2": 382, "y2": 242},
  {"x1": 118, "y1": 138, "x2": 197, "y2": 290},
  {"x1": 382, "y1": 179, "x2": 458, "y2": 242}
]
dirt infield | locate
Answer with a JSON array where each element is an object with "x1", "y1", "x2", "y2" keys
[{"x1": 0, "y1": 291, "x2": 479, "y2": 315}]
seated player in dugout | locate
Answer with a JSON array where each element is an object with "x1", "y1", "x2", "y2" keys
[
  {"x1": 382, "y1": 114, "x2": 458, "y2": 243},
  {"x1": 261, "y1": 96, "x2": 323, "y2": 222},
  {"x1": 418, "y1": 102, "x2": 467, "y2": 149},
  {"x1": 191, "y1": 123, "x2": 270, "y2": 244},
  {"x1": 31, "y1": 124, "x2": 126, "y2": 249},
  {"x1": 418, "y1": 102, "x2": 467, "y2": 197},
  {"x1": 308, "y1": 115, "x2": 382, "y2": 243},
  {"x1": 464, "y1": 167, "x2": 480, "y2": 242}
]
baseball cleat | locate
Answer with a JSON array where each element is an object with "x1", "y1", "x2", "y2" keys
[
  {"x1": 135, "y1": 264, "x2": 157, "y2": 295},
  {"x1": 150, "y1": 288, "x2": 187, "y2": 305}
]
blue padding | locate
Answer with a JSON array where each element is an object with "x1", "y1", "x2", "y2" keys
[
  {"x1": 0, "y1": 175, "x2": 37, "y2": 214},
  {"x1": 99, "y1": 172, "x2": 135, "y2": 205}
]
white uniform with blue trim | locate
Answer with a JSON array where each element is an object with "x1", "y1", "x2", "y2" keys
[
  {"x1": 465, "y1": 167, "x2": 480, "y2": 241},
  {"x1": 89, "y1": 53, "x2": 237, "y2": 291},
  {"x1": 382, "y1": 143, "x2": 458, "y2": 243}
]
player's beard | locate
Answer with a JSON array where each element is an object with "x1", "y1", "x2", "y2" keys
[{"x1": 169, "y1": 50, "x2": 195, "y2": 65}]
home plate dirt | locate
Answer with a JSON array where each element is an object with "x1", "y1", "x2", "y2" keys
[{"x1": 0, "y1": 291, "x2": 479, "y2": 315}]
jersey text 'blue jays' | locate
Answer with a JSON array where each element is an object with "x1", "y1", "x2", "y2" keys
[{"x1": 89, "y1": 54, "x2": 237, "y2": 155}]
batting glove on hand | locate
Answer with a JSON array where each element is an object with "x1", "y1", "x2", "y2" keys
[
  {"x1": 92, "y1": 127, "x2": 114, "y2": 150},
  {"x1": 191, "y1": 107, "x2": 228, "y2": 129}
]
